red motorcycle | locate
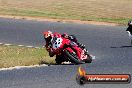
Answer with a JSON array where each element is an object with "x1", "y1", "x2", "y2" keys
[{"x1": 49, "y1": 33, "x2": 92, "y2": 64}]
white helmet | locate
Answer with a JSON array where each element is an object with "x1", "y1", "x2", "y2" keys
[{"x1": 128, "y1": 20, "x2": 132, "y2": 26}]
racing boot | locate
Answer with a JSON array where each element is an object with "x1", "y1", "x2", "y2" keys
[
  {"x1": 83, "y1": 48, "x2": 89, "y2": 55},
  {"x1": 78, "y1": 43, "x2": 88, "y2": 55},
  {"x1": 78, "y1": 43, "x2": 85, "y2": 49}
]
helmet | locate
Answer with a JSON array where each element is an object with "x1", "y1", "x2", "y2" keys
[
  {"x1": 43, "y1": 31, "x2": 53, "y2": 41},
  {"x1": 128, "y1": 20, "x2": 132, "y2": 26}
]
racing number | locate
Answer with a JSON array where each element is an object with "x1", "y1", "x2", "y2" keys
[{"x1": 52, "y1": 37, "x2": 62, "y2": 49}]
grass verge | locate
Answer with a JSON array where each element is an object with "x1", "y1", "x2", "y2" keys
[
  {"x1": 0, "y1": 8, "x2": 130, "y2": 25},
  {"x1": 0, "y1": 45, "x2": 55, "y2": 68},
  {"x1": 0, "y1": 0, "x2": 132, "y2": 25}
]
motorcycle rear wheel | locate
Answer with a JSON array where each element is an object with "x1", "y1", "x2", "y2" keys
[{"x1": 84, "y1": 54, "x2": 92, "y2": 63}]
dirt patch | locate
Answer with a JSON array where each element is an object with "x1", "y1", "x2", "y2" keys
[{"x1": 0, "y1": 15, "x2": 118, "y2": 26}]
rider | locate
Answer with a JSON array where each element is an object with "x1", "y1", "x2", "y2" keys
[
  {"x1": 43, "y1": 31, "x2": 53, "y2": 56},
  {"x1": 43, "y1": 31, "x2": 88, "y2": 64},
  {"x1": 126, "y1": 20, "x2": 132, "y2": 45},
  {"x1": 43, "y1": 31, "x2": 88, "y2": 51},
  {"x1": 61, "y1": 33, "x2": 86, "y2": 49}
]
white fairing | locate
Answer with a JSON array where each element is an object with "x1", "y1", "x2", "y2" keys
[
  {"x1": 52, "y1": 37, "x2": 63, "y2": 50},
  {"x1": 80, "y1": 50, "x2": 87, "y2": 60}
]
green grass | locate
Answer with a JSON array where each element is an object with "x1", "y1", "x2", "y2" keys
[
  {"x1": 0, "y1": 45, "x2": 55, "y2": 68},
  {"x1": 0, "y1": 0, "x2": 132, "y2": 25}
]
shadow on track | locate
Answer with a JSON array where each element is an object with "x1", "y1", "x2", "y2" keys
[
  {"x1": 110, "y1": 45, "x2": 132, "y2": 48},
  {"x1": 47, "y1": 63, "x2": 76, "y2": 66}
]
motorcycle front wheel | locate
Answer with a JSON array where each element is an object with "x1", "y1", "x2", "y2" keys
[{"x1": 64, "y1": 50, "x2": 85, "y2": 65}]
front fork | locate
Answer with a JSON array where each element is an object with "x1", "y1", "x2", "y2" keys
[{"x1": 64, "y1": 46, "x2": 82, "y2": 60}]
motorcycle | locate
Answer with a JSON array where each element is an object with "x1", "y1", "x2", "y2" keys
[{"x1": 48, "y1": 33, "x2": 92, "y2": 64}]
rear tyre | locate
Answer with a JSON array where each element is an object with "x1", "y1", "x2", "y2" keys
[
  {"x1": 84, "y1": 54, "x2": 92, "y2": 63},
  {"x1": 64, "y1": 50, "x2": 84, "y2": 64}
]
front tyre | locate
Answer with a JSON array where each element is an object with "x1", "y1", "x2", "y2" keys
[{"x1": 64, "y1": 50, "x2": 84, "y2": 64}]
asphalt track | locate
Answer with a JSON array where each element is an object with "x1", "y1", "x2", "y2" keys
[{"x1": 0, "y1": 18, "x2": 131, "y2": 88}]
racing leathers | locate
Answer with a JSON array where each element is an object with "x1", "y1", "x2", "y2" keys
[
  {"x1": 126, "y1": 25, "x2": 132, "y2": 45},
  {"x1": 61, "y1": 33, "x2": 88, "y2": 53}
]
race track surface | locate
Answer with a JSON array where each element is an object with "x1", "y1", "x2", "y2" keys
[{"x1": 0, "y1": 18, "x2": 131, "y2": 88}]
